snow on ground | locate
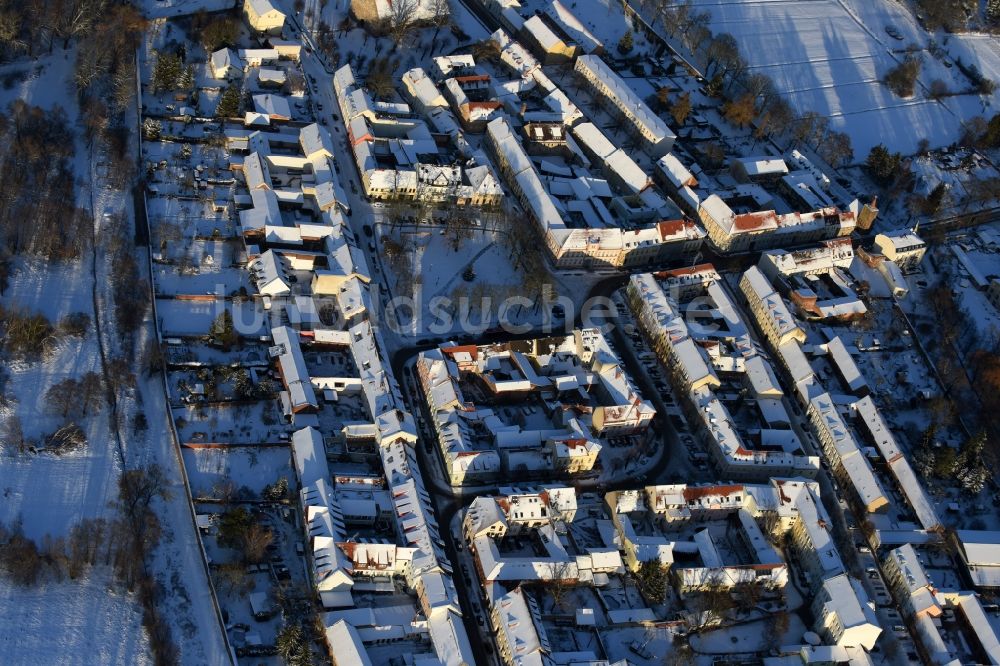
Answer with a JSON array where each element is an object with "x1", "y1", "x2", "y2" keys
[
  {"x1": 569, "y1": 0, "x2": 998, "y2": 158},
  {"x1": 0, "y1": 573, "x2": 151, "y2": 665},
  {"x1": 674, "y1": 0, "x2": 984, "y2": 156},
  {"x1": 173, "y1": 402, "x2": 288, "y2": 445},
  {"x1": 0, "y1": 50, "x2": 81, "y2": 120},
  {"x1": 137, "y1": 0, "x2": 236, "y2": 18},
  {"x1": 0, "y1": 259, "x2": 119, "y2": 539},
  {"x1": 183, "y1": 446, "x2": 293, "y2": 497},
  {"x1": 375, "y1": 224, "x2": 589, "y2": 337},
  {"x1": 118, "y1": 258, "x2": 233, "y2": 666},
  {"x1": 156, "y1": 299, "x2": 268, "y2": 337}
]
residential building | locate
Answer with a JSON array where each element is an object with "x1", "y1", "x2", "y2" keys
[
  {"x1": 698, "y1": 194, "x2": 856, "y2": 253},
  {"x1": 955, "y1": 531, "x2": 1000, "y2": 590},
  {"x1": 334, "y1": 64, "x2": 502, "y2": 206},
  {"x1": 243, "y1": 0, "x2": 285, "y2": 33},
  {"x1": 490, "y1": 586, "x2": 550, "y2": 666},
  {"x1": 811, "y1": 574, "x2": 882, "y2": 650},
  {"x1": 574, "y1": 54, "x2": 675, "y2": 157},
  {"x1": 874, "y1": 229, "x2": 926, "y2": 273},
  {"x1": 882, "y1": 544, "x2": 941, "y2": 619},
  {"x1": 416, "y1": 330, "x2": 653, "y2": 485},
  {"x1": 210, "y1": 48, "x2": 242, "y2": 79},
  {"x1": 627, "y1": 267, "x2": 819, "y2": 480},
  {"x1": 485, "y1": 117, "x2": 704, "y2": 269},
  {"x1": 520, "y1": 14, "x2": 578, "y2": 64},
  {"x1": 740, "y1": 266, "x2": 807, "y2": 347}
]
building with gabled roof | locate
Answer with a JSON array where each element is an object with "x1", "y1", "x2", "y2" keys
[
  {"x1": 271, "y1": 326, "x2": 319, "y2": 414},
  {"x1": 324, "y1": 620, "x2": 372, "y2": 666},
  {"x1": 955, "y1": 531, "x2": 1000, "y2": 590},
  {"x1": 811, "y1": 574, "x2": 882, "y2": 650},
  {"x1": 698, "y1": 194, "x2": 856, "y2": 253},
  {"x1": 874, "y1": 229, "x2": 926, "y2": 273},
  {"x1": 627, "y1": 267, "x2": 818, "y2": 480},
  {"x1": 806, "y1": 392, "x2": 888, "y2": 515},
  {"x1": 490, "y1": 585, "x2": 551, "y2": 666},
  {"x1": 740, "y1": 266, "x2": 807, "y2": 347},
  {"x1": 210, "y1": 48, "x2": 242, "y2": 80},
  {"x1": 249, "y1": 249, "x2": 291, "y2": 296},
  {"x1": 243, "y1": 0, "x2": 285, "y2": 33},
  {"x1": 574, "y1": 55, "x2": 675, "y2": 158},
  {"x1": 416, "y1": 330, "x2": 653, "y2": 485}
]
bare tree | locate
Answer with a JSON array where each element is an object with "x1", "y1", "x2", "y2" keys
[
  {"x1": 430, "y1": 0, "x2": 450, "y2": 30},
  {"x1": 1, "y1": 416, "x2": 28, "y2": 454},
  {"x1": 388, "y1": 0, "x2": 419, "y2": 45},
  {"x1": 46, "y1": 378, "x2": 81, "y2": 418},
  {"x1": 243, "y1": 522, "x2": 274, "y2": 564}
]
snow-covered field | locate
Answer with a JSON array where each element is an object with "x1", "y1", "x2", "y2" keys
[
  {"x1": 0, "y1": 573, "x2": 151, "y2": 665},
  {"x1": 671, "y1": 0, "x2": 986, "y2": 156}
]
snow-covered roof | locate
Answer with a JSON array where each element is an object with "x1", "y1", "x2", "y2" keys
[
  {"x1": 825, "y1": 337, "x2": 866, "y2": 393},
  {"x1": 401, "y1": 67, "x2": 448, "y2": 109},
  {"x1": 876, "y1": 228, "x2": 925, "y2": 251},
  {"x1": 292, "y1": 427, "x2": 328, "y2": 491},
  {"x1": 491, "y1": 586, "x2": 549, "y2": 665},
  {"x1": 741, "y1": 266, "x2": 803, "y2": 345},
  {"x1": 247, "y1": 0, "x2": 282, "y2": 18},
  {"x1": 240, "y1": 188, "x2": 281, "y2": 233},
  {"x1": 252, "y1": 93, "x2": 291, "y2": 119},
  {"x1": 808, "y1": 393, "x2": 887, "y2": 512},
  {"x1": 629, "y1": 273, "x2": 717, "y2": 391},
  {"x1": 299, "y1": 123, "x2": 335, "y2": 160},
  {"x1": 491, "y1": 29, "x2": 540, "y2": 79},
  {"x1": 271, "y1": 325, "x2": 318, "y2": 411},
  {"x1": 734, "y1": 156, "x2": 789, "y2": 178},
  {"x1": 572, "y1": 122, "x2": 616, "y2": 161},
  {"x1": 656, "y1": 153, "x2": 697, "y2": 189},
  {"x1": 465, "y1": 496, "x2": 508, "y2": 537},
  {"x1": 604, "y1": 149, "x2": 650, "y2": 194},
  {"x1": 850, "y1": 396, "x2": 940, "y2": 531},
  {"x1": 427, "y1": 610, "x2": 476, "y2": 666},
  {"x1": 958, "y1": 531, "x2": 1000, "y2": 567},
  {"x1": 523, "y1": 15, "x2": 564, "y2": 52},
  {"x1": 258, "y1": 68, "x2": 285, "y2": 85},
  {"x1": 760, "y1": 239, "x2": 855, "y2": 277},
  {"x1": 544, "y1": 0, "x2": 602, "y2": 53},
  {"x1": 249, "y1": 249, "x2": 290, "y2": 296},
  {"x1": 936, "y1": 591, "x2": 1000, "y2": 662},
  {"x1": 244, "y1": 151, "x2": 272, "y2": 190},
  {"x1": 575, "y1": 55, "x2": 675, "y2": 147},
  {"x1": 324, "y1": 620, "x2": 371, "y2": 666},
  {"x1": 820, "y1": 575, "x2": 881, "y2": 645},
  {"x1": 210, "y1": 48, "x2": 241, "y2": 76},
  {"x1": 432, "y1": 54, "x2": 477, "y2": 79}
]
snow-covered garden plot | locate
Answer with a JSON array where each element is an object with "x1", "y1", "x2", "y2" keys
[
  {"x1": 156, "y1": 298, "x2": 268, "y2": 337},
  {"x1": 183, "y1": 447, "x2": 293, "y2": 498},
  {"x1": 946, "y1": 32, "x2": 1000, "y2": 107},
  {"x1": 0, "y1": 573, "x2": 151, "y2": 665},
  {"x1": 173, "y1": 402, "x2": 289, "y2": 444}
]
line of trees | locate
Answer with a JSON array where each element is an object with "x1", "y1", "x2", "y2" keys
[{"x1": 652, "y1": 0, "x2": 855, "y2": 166}]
